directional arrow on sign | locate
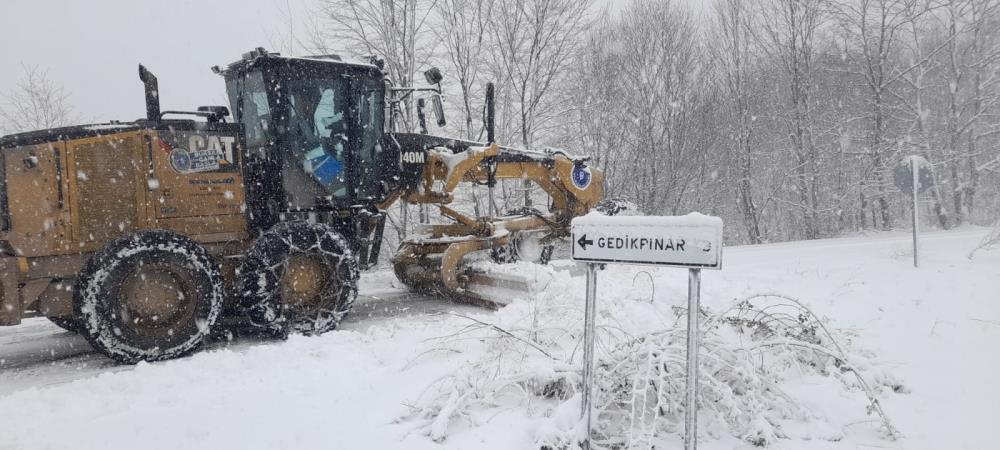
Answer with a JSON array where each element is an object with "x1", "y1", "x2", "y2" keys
[{"x1": 577, "y1": 234, "x2": 594, "y2": 250}]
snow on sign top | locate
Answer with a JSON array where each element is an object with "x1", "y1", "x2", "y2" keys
[{"x1": 571, "y1": 212, "x2": 723, "y2": 269}]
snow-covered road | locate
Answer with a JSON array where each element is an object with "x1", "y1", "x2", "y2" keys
[
  {"x1": 0, "y1": 285, "x2": 478, "y2": 396},
  {"x1": 0, "y1": 227, "x2": 996, "y2": 450}
]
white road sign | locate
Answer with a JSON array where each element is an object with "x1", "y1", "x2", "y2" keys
[{"x1": 571, "y1": 213, "x2": 723, "y2": 269}]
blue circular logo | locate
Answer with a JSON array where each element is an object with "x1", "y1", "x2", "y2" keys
[
  {"x1": 169, "y1": 148, "x2": 192, "y2": 173},
  {"x1": 571, "y1": 164, "x2": 591, "y2": 189}
]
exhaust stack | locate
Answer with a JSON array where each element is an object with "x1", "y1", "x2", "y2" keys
[
  {"x1": 485, "y1": 82, "x2": 495, "y2": 144},
  {"x1": 138, "y1": 64, "x2": 160, "y2": 121}
]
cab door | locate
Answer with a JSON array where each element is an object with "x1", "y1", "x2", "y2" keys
[{"x1": 350, "y1": 76, "x2": 387, "y2": 203}]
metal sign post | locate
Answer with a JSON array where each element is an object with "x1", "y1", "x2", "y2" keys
[
  {"x1": 894, "y1": 155, "x2": 934, "y2": 268},
  {"x1": 684, "y1": 268, "x2": 701, "y2": 450},
  {"x1": 581, "y1": 263, "x2": 598, "y2": 450},
  {"x1": 911, "y1": 157, "x2": 919, "y2": 268},
  {"x1": 572, "y1": 213, "x2": 723, "y2": 450}
]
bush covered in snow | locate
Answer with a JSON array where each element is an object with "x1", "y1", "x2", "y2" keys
[
  {"x1": 969, "y1": 221, "x2": 1000, "y2": 259},
  {"x1": 399, "y1": 265, "x2": 903, "y2": 448}
]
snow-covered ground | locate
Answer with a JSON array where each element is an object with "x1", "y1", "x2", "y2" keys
[{"x1": 0, "y1": 227, "x2": 996, "y2": 449}]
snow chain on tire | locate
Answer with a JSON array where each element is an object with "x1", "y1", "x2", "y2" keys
[
  {"x1": 239, "y1": 221, "x2": 359, "y2": 336},
  {"x1": 74, "y1": 230, "x2": 223, "y2": 363}
]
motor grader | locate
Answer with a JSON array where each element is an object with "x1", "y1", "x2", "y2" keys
[{"x1": 0, "y1": 48, "x2": 603, "y2": 363}]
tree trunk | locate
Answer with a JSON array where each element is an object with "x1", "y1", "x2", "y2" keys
[
  {"x1": 871, "y1": 87, "x2": 892, "y2": 230},
  {"x1": 951, "y1": 160, "x2": 964, "y2": 224},
  {"x1": 966, "y1": 131, "x2": 978, "y2": 221}
]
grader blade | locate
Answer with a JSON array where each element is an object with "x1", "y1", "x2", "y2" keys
[
  {"x1": 392, "y1": 240, "x2": 551, "y2": 308},
  {"x1": 459, "y1": 264, "x2": 555, "y2": 307},
  {"x1": 391, "y1": 222, "x2": 571, "y2": 308}
]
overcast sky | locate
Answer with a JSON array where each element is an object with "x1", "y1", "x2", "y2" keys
[
  {"x1": 0, "y1": 0, "x2": 701, "y2": 126},
  {"x1": 0, "y1": 0, "x2": 309, "y2": 123}
]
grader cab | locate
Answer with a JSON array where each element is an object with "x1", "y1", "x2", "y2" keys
[{"x1": 0, "y1": 48, "x2": 603, "y2": 362}]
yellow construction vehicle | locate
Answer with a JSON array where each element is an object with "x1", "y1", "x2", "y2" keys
[{"x1": 0, "y1": 48, "x2": 603, "y2": 362}]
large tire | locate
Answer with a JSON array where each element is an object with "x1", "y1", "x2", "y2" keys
[
  {"x1": 74, "y1": 230, "x2": 223, "y2": 363},
  {"x1": 488, "y1": 240, "x2": 518, "y2": 264},
  {"x1": 239, "y1": 221, "x2": 359, "y2": 335}
]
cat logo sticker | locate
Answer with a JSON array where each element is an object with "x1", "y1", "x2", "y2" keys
[
  {"x1": 165, "y1": 133, "x2": 239, "y2": 174},
  {"x1": 169, "y1": 147, "x2": 223, "y2": 174}
]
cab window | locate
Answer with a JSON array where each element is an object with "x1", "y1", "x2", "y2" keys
[
  {"x1": 355, "y1": 78, "x2": 384, "y2": 200},
  {"x1": 226, "y1": 71, "x2": 271, "y2": 147},
  {"x1": 286, "y1": 78, "x2": 350, "y2": 199}
]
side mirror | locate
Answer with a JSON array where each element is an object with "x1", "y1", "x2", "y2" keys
[
  {"x1": 416, "y1": 98, "x2": 428, "y2": 134},
  {"x1": 424, "y1": 67, "x2": 443, "y2": 85},
  {"x1": 431, "y1": 93, "x2": 446, "y2": 127}
]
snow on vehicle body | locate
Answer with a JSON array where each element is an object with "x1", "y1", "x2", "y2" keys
[{"x1": 0, "y1": 48, "x2": 604, "y2": 362}]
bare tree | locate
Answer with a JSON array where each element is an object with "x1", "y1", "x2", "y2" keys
[
  {"x1": 936, "y1": 0, "x2": 1000, "y2": 224},
  {"x1": 834, "y1": 0, "x2": 930, "y2": 230},
  {"x1": 894, "y1": 1, "x2": 951, "y2": 228},
  {"x1": 757, "y1": 0, "x2": 826, "y2": 237},
  {"x1": 569, "y1": 14, "x2": 630, "y2": 197},
  {"x1": 435, "y1": 0, "x2": 494, "y2": 140},
  {"x1": 432, "y1": 0, "x2": 497, "y2": 216},
  {"x1": 963, "y1": 0, "x2": 1000, "y2": 222},
  {"x1": 487, "y1": 0, "x2": 590, "y2": 207},
  {"x1": 0, "y1": 64, "x2": 77, "y2": 134},
  {"x1": 613, "y1": 0, "x2": 705, "y2": 215},
  {"x1": 309, "y1": 0, "x2": 436, "y2": 131},
  {"x1": 713, "y1": 0, "x2": 765, "y2": 243}
]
